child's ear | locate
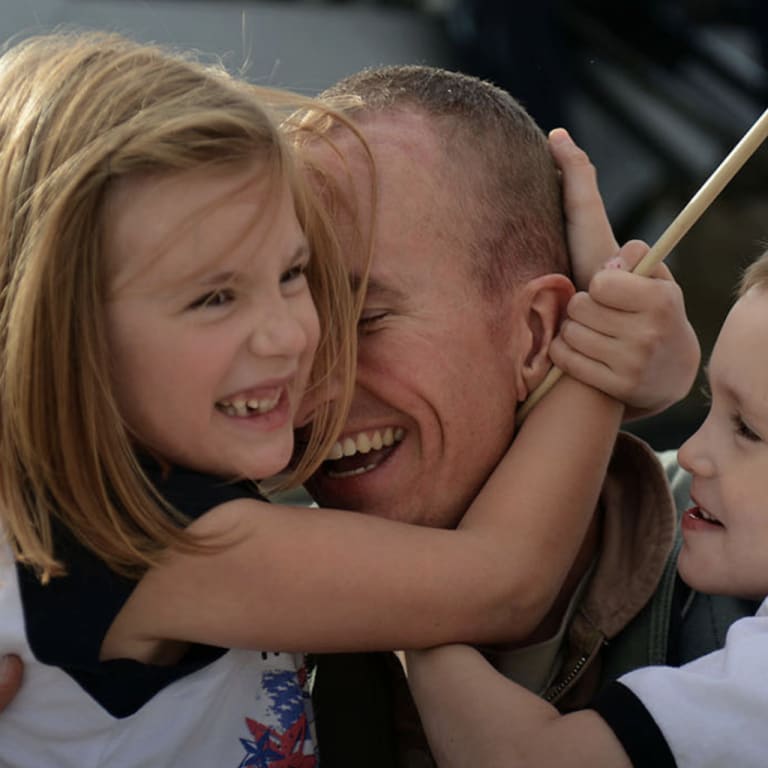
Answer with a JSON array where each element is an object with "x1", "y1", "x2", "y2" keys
[{"x1": 515, "y1": 274, "x2": 574, "y2": 401}]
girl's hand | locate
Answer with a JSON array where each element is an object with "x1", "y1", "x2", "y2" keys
[
  {"x1": 548, "y1": 129, "x2": 700, "y2": 419},
  {"x1": 0, "y1": 655, "x2": 22, "y2": 712}
]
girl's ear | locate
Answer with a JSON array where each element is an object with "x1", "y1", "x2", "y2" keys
[{"x1": 514, "y1": 273, "x2": 574, "y2": 402}]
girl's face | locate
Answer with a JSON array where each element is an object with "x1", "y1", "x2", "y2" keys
[
  {"x1": 104, "y1": 161, "x2": 320, "y2": 480},
  {"x1": 677, "y1": 286, "x2": 768, "y2": 599}
]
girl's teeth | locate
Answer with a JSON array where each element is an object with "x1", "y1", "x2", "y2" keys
[{"x1": 218, "y1": 393, "x2": 280, "y2": 417}]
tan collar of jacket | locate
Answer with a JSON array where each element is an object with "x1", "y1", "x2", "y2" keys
[{"x1": 546, "y1": 432, "x2": 677, "y2": 708}]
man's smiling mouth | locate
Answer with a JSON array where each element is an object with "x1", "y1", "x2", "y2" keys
[{"x1": 323, "y1": 427, "x2": 404, "y2": 478}]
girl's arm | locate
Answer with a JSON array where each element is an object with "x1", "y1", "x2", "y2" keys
[
  {"x1": 405, "y1": 644, "x2": 632, "y2": 768},
  {"x1": 548, "y1": 128, "x2": 699, "y2": 420},
  {"x1": 101, "y1": 132, "x2": 627, "y2": 659},
  {"x1": 104, "y1": 373, "x2": 621, "y2": 658}
]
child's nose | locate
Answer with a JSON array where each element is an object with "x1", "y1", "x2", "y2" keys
[
  {"x1": 248, "y1": 299, "x2": 309, "y2": 359},
  {"x1": 677, "y1": 423, "x2": 715, "y2": 478}
]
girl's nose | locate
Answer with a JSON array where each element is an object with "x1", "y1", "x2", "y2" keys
[{"x1": 248, "y1": 299, "x2": 310, "y2": 359}]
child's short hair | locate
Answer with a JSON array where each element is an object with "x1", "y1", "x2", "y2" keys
[
  {"x1": 0, "y1": 31, "x2": 361, "y2": 580},
  {"x1": 739, "y1": 249, "x2": 768, "y2": 297}
]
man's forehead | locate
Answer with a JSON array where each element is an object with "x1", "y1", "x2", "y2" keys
[{"x1": 313, "y1": 110, "x2": 445, "y2": 177}]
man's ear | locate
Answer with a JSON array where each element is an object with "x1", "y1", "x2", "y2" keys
[{"x1": 516, "y1": 273, "x2": 574, "y2": 401}]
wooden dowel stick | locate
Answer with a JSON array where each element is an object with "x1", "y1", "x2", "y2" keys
[{"x1": 516, "y1": 108, "x2": 768, "y2": 425}]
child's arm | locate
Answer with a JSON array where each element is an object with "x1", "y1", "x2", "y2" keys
[
  {"x1": 100, "y1": 136, "x2": 629, "y2": 659},
  {"x1": 405, "y1": 644, "x2": 632, "y2": 768},
  {"x1": 104, "y1": 374, "x2": 621, "y2": 658},
  {"x1": 548, "y1": 128, "x2": 700, "y2": 421}
]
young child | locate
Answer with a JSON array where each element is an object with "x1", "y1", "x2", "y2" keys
[
  {"x1": 406, "y1": 233, "x2": 768, "y2": 767},
  {"x1": 0, "y1": 31, "x2": 637, "y2": 767}
]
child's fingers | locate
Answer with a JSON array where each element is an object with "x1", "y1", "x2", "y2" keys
[
  {"x1": 587, "y1": 266, "x2": 685, "y2": 316},
  {"x1": 549, "y1": 334, "x2": 624, "y2": 397},
  {"x1": 566, "y1": 291, "x2": 635, "y2": 332},
  {"x1": 548, "y1": 128, "x2": 618, "y2": 289},
  {"x1": 0, "y1": 655, "x2": 22, "y2": 711}
]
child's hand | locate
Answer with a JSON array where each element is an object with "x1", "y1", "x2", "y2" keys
[
  {"x1": 550, "y1": 242, "x2": 700, "y2": 420},
  {"x1": 548, "y1": 127, "x2": 618, "y2": 291},
  {"x1": 0, "y1": 655, "x2": 22, "y2": 713},
  {"x1": 547, "y1": 128, "x2": 700, "y2": 420}
]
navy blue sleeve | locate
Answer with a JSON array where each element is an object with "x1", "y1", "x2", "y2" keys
[
  {"x1": 17, "y1": 464, "x2": 265, "y2": 717},
  {"x1": 591, "y1": 681, "x2": 677, "y2": 767}
]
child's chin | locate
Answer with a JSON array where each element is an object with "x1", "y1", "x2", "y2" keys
[{"x1": 676, "y1": 553, "x2": 715, "y2": 594}]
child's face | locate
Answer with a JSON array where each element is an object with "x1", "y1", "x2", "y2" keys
[
  {"x1": 103, "y1": 161, "x2": 320, "y2": 480},
  {"x1": 677, "y1": 286, "x2": 768, "y2": 599}
]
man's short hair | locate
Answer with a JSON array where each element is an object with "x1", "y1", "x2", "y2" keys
[{"x1": 320, "y1": 65, "x2": 569, "y2": 297}]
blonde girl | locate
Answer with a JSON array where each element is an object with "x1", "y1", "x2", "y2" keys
[{"x1": 0, "y1": 31, "x2": 623, "y2": 766}]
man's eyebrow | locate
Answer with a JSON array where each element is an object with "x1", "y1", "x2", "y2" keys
[{"x1": 350, "y1": 272, "x2": 406, "y2": 303}]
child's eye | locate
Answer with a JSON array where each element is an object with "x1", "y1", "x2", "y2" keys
[
  {"x1": 731, "y1": 413, "x2": 761, "y2": 442},
  {"x1": 188, "y1": 288, "x2": 234, "y2": 310},
  {"x1": 281, "y1": 263, "x2": 308, "y2": 285}
]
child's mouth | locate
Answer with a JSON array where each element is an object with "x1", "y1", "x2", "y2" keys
[
  {"x1": 687, "y1": 506, "x2": 724, "y2": 527},
  {"x1": 216, "y1": 391, "x2": 281, "y2": 417}
]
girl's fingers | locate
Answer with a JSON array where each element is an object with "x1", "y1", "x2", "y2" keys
[{"x1": 548, "y1": 128, "x2": 618, "y2": 289}]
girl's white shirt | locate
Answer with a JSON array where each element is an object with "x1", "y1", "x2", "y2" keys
[{"x1": 0, "y1": 542, "x2": 317, "y2": 768}]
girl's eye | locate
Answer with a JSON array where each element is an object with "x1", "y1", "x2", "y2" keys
[
  {"x1": 731, "y1": 413, "x2": 761, "y2": 442},
  {"x1": 281, "y1": 263, "x2": 308, "y2": 285},
  {"x1": 188, "y1": 288, "x2": 234, "y2": 310}
]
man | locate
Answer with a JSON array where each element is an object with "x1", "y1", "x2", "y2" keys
[{"x1": 299, "y1": 66, "x2": 755, "y2": 767}]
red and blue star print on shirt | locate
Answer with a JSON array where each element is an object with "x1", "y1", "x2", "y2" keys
[{"x1": 237, "y1": 668, "x2": 317, "y2": 767}]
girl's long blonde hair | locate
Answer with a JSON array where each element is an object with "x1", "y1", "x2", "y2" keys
[{"x1": 0, "y1": 31, "x2": 362, "y2": 581}]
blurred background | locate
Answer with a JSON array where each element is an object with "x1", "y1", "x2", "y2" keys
[{"x1": 3, "y1": 0, "x2": 767, "y2": 450}]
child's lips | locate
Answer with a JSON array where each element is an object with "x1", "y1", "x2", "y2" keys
[
  {"x1": 686, "y1": 505, "x2": 724, "y2": 527},
  {"x1": 216, "y1": 381, "x2": 293, "y2": 418}
]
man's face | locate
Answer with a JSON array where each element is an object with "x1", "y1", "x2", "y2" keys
[{"x1": 305, "y1": 112, "x2": 530, "y2": 527}]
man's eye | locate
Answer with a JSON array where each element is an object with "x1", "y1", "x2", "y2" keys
[
  {"x1": 188, "y1": 289, "x2": 234, "y2": 310},
  {"x1": 358, "y1": 311, "x2": 389, "y2": 332}
]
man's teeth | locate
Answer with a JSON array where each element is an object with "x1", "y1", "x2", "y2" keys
[
  {"x1": 218, "y1": 394, "x2": 280, "y2": 417},
  {"x1": 327, "y1": 427, "x2": 404, "y2": 460}
]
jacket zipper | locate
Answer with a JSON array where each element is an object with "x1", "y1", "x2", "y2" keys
[{"x1": 544, "y1": 653, "x2": 589, "y2": 702}]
